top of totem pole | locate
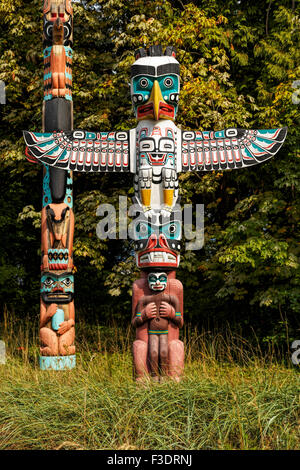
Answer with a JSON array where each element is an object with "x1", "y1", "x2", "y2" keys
[
  {"x1": 131, "y1": 45, "x2": 180, "y2": 121},
  {"x1": 134, "y1": 45, "x2": 177, "y2": 59}
]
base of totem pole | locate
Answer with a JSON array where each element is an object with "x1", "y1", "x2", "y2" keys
[{"x1": 39, "y1": 355, "x2": 76, "y2": 370}]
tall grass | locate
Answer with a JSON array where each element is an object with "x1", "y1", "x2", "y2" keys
[{"x1": 0, "y1": 311, "x2": 299, "y2": 450}]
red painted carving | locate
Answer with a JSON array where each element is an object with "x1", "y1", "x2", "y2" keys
[{"x1": 132, "y1": 271, "x2": 184, "y2": 382}]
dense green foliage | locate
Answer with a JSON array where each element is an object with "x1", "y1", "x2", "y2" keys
[{"x1": 0, "y1": 0, "x2": 299, "y2": 347}]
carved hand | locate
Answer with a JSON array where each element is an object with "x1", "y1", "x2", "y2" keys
[
  {"x1": 47, "y1": 303, "x2": 58, "y2": 319},
  {"x1": 57, "y1": 319, "x2": 73, "y2": 335},
  {"x1": 159, "y1": 301, "x2": 175, "y2": 319},
  {"x1": 142, "y1": 302, "x2": 157, "y2": 321}
]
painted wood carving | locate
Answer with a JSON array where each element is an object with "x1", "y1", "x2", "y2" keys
[
  {"x1": 24, "y1": 9, "x2": 287, "y2": 376},
  {"x1": 26, "y1": 0, "x2": 75, "y2": 370}
]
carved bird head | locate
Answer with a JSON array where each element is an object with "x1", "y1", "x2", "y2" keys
[{"x1": 131, "y1": 45, "x2": 180, "y2": 122}]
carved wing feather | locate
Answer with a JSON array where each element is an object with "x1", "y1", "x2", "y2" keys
[
  {"x1": 23, "y1": 130, "x2": 130, "y2": 172},
  {"x1": 180, "y1": 127, "x2": 287, "y2": 172}
]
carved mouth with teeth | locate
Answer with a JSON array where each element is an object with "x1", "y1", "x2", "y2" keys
[
  {"x1": 47, "y1": 293, "x2": 69, "y2": 299},
  {"x1": 137, "y1": 249, "x2": 179, "y2": 268},
  {"x1": 41, "y1": 291, "x2": 74, "y2": 304}
]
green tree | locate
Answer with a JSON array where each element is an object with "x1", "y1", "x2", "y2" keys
[{"x1": 0, "y1": 0, "x2": 299, "y2": 347}]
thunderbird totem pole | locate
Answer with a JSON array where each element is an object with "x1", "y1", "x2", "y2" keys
[{"x1": 24, "y1": 1, "x2": 287, "y2": 378}]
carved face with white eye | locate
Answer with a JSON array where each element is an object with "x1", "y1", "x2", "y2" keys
[
  {"x1": 139, "y1": 136, "x2": 175, "y2": 166},
  {"x1": 148, "y1": 272, "x2": 168, "y2": 291},
  {"x1": 138, "y1": 124, "x2": 176, "y2": 169},
  {"x1": 41, "y1": 273, "x2": 74, "y2": 304},
  {"x1": 133, "y1": 211, "x2": 181, "y2": 268}
]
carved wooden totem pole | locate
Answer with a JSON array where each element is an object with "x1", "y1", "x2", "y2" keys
[
  {"x1": 25, "y1": 0, "x2": 75, "y2": 369},
  {"x1": 24, "y1": 9, "x2": 287, "y2": 376}
]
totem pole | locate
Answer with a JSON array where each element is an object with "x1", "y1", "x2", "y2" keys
[
  {"x1": 25, "y1": 0, "x2": 75, "y2": 370},
  {"x1": 24, "y1": 39, "x2": 287, "y2": 378}
]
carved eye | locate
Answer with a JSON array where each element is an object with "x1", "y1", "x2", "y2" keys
[
  {"x1": 44, "y1": 277, "x2": 54, "y2": 287},
  {"x1": 140, "y1": 139, "x2": 155, "y2": 152},
  {"x1": 159, "y1": 138, "x2": 175, "y2": 152},
  {"x1": 164, "y1": 77, "x2": 173, "y2": 88},
  {"x1": 62, "y1": 278, "x2": 72, "y2": 287},
  {"x1": 149, "y1": 275, "x2": 157, "y2": 283},
  {"x1": 169, "y1": 224, "x2": 176, "y2": 234},
  {"x1": 139, "y1": 78, "x2": 149, "y2": 88},
  {"x1": 159, "y1": 275, "x2": 167, "y2": 283},
  {"x1": 162, "y1": 222, "x2": 180, "y2": 239},
  {"x1": 138, "y1": 223, "x2": 148, "y2": 235}
]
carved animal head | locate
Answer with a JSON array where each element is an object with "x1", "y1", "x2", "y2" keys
[
  {"x1": 131, "y1": 45, "x2": 180, "y2": 122},
  {"x1": 52, "y1": 17, "x2": 64, "y2": 45},
  {"x1": 43, "y1": 1, "x2": 73, "y2": 46},
  {"x1": 132, "y1": 208, "x2": 181, "y2": 269}
]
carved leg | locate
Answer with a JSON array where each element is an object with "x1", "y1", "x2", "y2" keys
[
  {"x1": 162, "y1": 167, "x2": 176, "y2": 208},
  {"x1": 40, "y1": 327, "x2": 58, "y2": 356},
  {"x1": 159, "y1": 334, "x2": 169, "y2": 379},
  {"x1": 168, "y1": 339, "x2": 184, "y2": 382},
  {"x1": 58, "y1": 73, "x2": 66, "y2": 97},
  {"x1": 132, "y1": 339, "x2": 149, "y2": 382},
  {"x1": 58, "y1": 328, "x2": 75, "y2": 356},
  {"x1": 52, "y1": 72, "x2": 59, "y2": 97},
  {"x1": 148, "y1": 334, "x2": 160, "y2": 381},
  {"x1": 139, "y1": 167, "x2": 152, "y2": 209}
]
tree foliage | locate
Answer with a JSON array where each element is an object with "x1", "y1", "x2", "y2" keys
[{"x1": 0, "y1": 0, "x2": 299, "y2": 346}]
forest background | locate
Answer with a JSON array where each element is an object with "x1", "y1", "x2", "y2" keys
[{"x1": 0, "y1": 0, "x2": 299, "y2": 352}]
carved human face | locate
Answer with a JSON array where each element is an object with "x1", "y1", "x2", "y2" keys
[
  {"x1": 138, "y1": 125, "x2": 175, "y2": 167},
  {"x1": 148, "y1": 272, "x2": 168, "y2": 291},
  {"x1": 41, "y1": 273, "x2": 74, "y2": 304},
  {"x1": 133, "y1": 211, "x2": 181, "y2": 268}
]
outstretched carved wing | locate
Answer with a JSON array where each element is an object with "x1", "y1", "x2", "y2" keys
[
  {"x1": 180, "y1": 127, "x2": 287, "y2": 172},
  {"x1": 23, "y1": 130, "x2": 132, "y2": 172}
]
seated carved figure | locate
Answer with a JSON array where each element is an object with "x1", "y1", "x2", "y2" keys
[
  {"x1": 40, "y1": 273, "x2": 75, "y2": 356},
  {"x1": 132, "y1": 271, "x2": 184, "y2": 382}
]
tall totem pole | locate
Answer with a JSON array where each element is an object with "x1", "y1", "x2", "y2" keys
[
  {"x1": 25, "y1": 0, "x2": 75, "y2": 369},
  {"x1": 24, "y1": 10, "x2": 287, "y2": 377}
]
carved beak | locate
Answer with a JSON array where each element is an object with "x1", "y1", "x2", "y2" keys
[{"x1": 149, "y1": 80, "x2": 164, "y2": 121}]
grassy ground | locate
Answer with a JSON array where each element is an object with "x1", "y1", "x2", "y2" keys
[{"x1": 0, "y1": 313, "x2": 299, "y2": 450}]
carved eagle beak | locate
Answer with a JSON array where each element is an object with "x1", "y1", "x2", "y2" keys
[{"x1": 149, "y1": 80, "x2": 164, "y2": 121}]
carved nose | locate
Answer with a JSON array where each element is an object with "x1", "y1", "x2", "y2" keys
[
  {"x1": 158, "y1": 234, "x2": 169, "y2": 249},
  {"x1": 147, "y1": 234, "x2": 157, "y2": 249}
]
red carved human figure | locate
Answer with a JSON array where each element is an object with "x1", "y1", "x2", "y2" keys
[{"x1": 132, "y1": 270, "x2": 184, "y2": 382}]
